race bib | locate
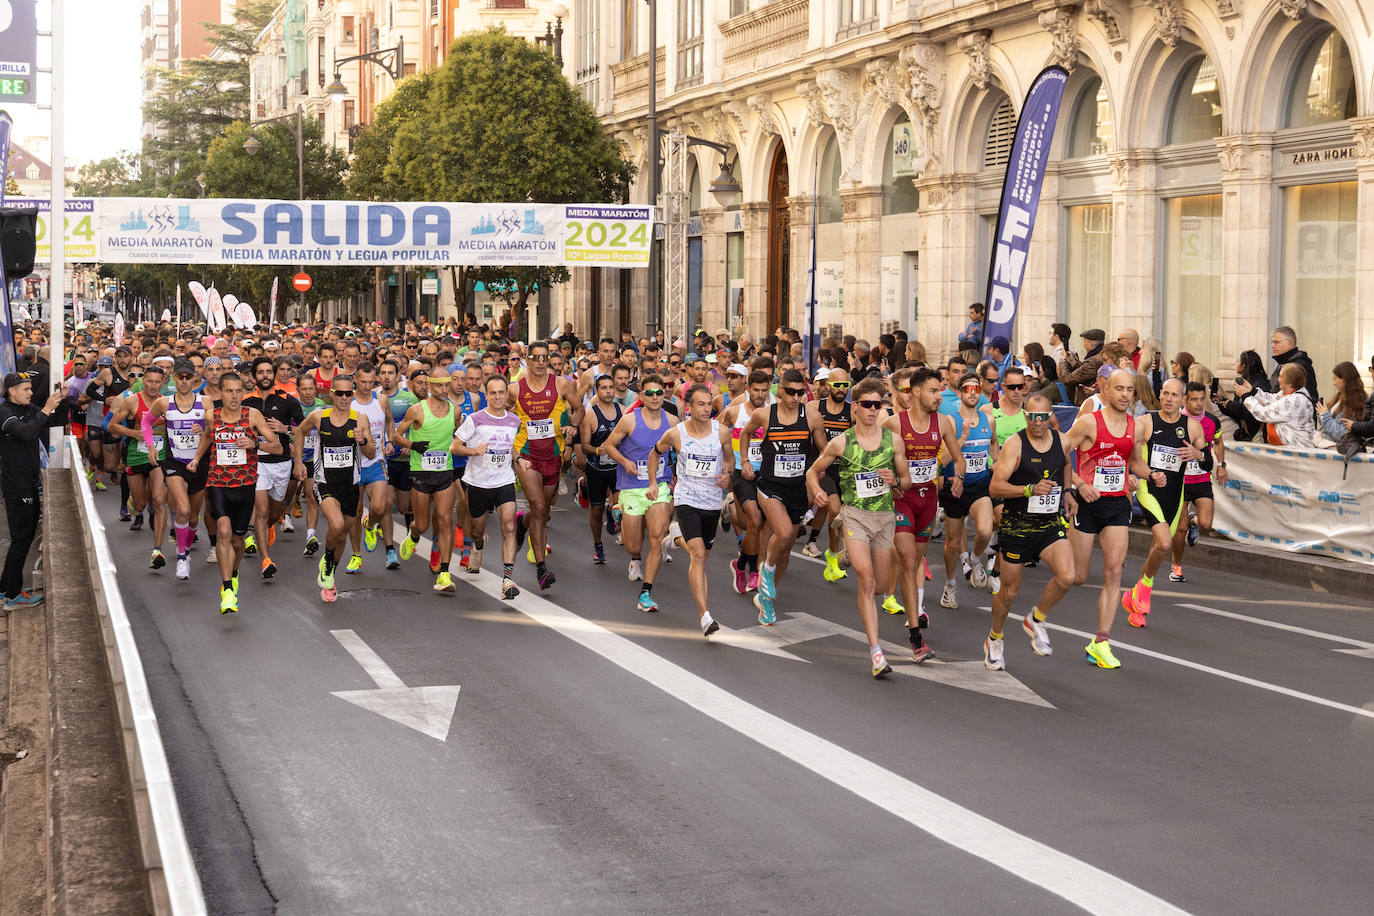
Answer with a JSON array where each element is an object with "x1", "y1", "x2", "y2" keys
[
  {"x1": 964, "y1": 452, "x2": 988, "y2": 474},
  {"x1": 683, "y1": 453, "x2": 717, "y2": 477},
  {"x1": 303, "y1": 432, "x2": 319, "y2": 456},
  {"x1": 1150, "y1": 445, "x2": 1181, "y2": 473},
  {"x1": 526, "y1": 418, "x2": 555, "y2": 440},
  {"x1": 323, "y1": 446, "x2": 353, "y2": 469},
  {"x1": 1185, "y1": 460, "x2": 1203, "y2": 477},
  {"x1": 146, "y1": 435, "x2": 165, "y2": 453},
  {"x1": 855, "y1": 470, "x2": 889, "y2": 498},
  {"x1": 909, "y1": 458, "x2": 937, "y2": 483},
  {"x1": 485, "y1": 447, "x2": 510, "y2": 468},
  {"x1": 1093, "y1": 463, "x2": 1127, "y2": 495},
  {"x1": 172, "y1": 432, "x2": 197, "y2": 452},
  {"x1": 746, "y1": 441, "x2": 763, "y2": 466},
  {"x1": 634, "y1": 459, "x2": 649, "y2": 480},
  {"x1": 421, "y1": 450, "x2": 450, "y2": 472},
  {"x1": 216, "y1": 444, "x2": 246, "y2": 466},
  {"x1": 774, "y1": 453, "x2": 805, "y2": 478},
  {"x1": 1028, "y1": 486, "x2": 1061, "y2": 515}
]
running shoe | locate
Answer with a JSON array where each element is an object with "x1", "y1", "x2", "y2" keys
[
  {"x1": 923, "y1": 557, "x2": 933, "y2": 582},
  {"x1": 753, "y1": 592, "x2": 776, "y2": 626},
  {"x1": 243, "y1": 532, "x2": 257, "y2": 554},
  {"x1": 150, "y1": 548, "x2": 166, "y2": 570},
  {"x1": 636, "y1": 591, "x2": 659, "y2": 613},
  {"x1": 940, "y1": 583, "x2": 958, "y2": 609},
  {"x1": 399, "y1": 533, "x2": 416, "y2": 560},
  {"x1": 1169, "y1": 564, "x2": 1186, "y2": 583},
  {"x1": 662, "y1": 528, "x2": 677, "y2": 563},
  {"x1": 292, "y1": 501, "x2": 303, "y2": 518},
  {"x1": 205, "y1": 546, "x2": 217, "y2": 564},
  {"x1": 219, "y1": 587, "x2": 237, "y2": 615},
  {"x1": 175, "y1": 557, "x2": 190, "y2": 581},
  {"x1": 281, "y1": 515, "x2": 295, "y2": 534},
  {"x1": 910, "y1": 630, "x2": 934, "y2": 664},
  {"x1": 261, "y1": 558, "x2": 277, "y2": 579},
  {"x1": 501, "y1": 577, "x2": 520, "y2": 600},
  {"x1": 232, "y1": 570, "x2": 239, "y2": 593},
  {"x1": 93, "y1": 479, "x2": 107, "y2": 491},
  {"x1": 1023, "y1": 612, "x2": 1053, "y2": 656},
  {"x1": 882, "y1": 594, "x2": 904, "y2": 615},
  {"x1": 747, "y1": 570, "x2": 760, "y2": 592},
  {"x1": 321, "y1": 585, "x2": 337, "y2": 603},
  {"x1": 915, "y1": 611, "x2": 930, "y2": 630},
  {"x1": 2, "y1": 590, "x2": 43, "y2": 610},
  {"x1": 268, "y1": 526, "x2": 277, "y2": 548},
  {"x1": 822, "y1": 550, "x2": 847, "y2": 582},
  {"x1": 962, "y1": 554, "x2": 974, "y2": 583},
  {"x1": 871, "y1": 647, "x2": 892, "y2": 678},
  {"x1": 1085, "y1": 639, "x2": 1121, "y2": 669},
  {"x1": 593, "y1": 543, "x2": 606, "y2": 565},
  {"x1": 983, "y1": 637, "x2": 1005, "y2": 671},
  {"x1": 730, "y1": 558, "x2": 748, "y2": 594},
  {"x1": 434, "y1": 571, "x2": 455, "y2": 593},
  {"x1": 538, "y1": 567, "x2": 556, "y2": 590},
  {"x1": 801, "y1": 540, "x2": 821, "y2": 558},
  {"x1": 317, "y1": 557, "x2": 334, "y2": 590},
  {"x1": 386, "y1": 547, "x2": 400, "y2": 570},
  {"x1": 1187, "y1": 521, "x2": 1199, "y2": 547},
  {"x1": 1122, "y1": 584, "x2": 1150, "y2": 628},
  {"x1": 459, "y1": 547, "x2": 471, "y2": 569},
  {"x1": 364, "y1": 522, "x2": 379, "y2": 552},
  {"x1": 130, "y1": 513, "x2": 144, "y2": 531},
  {"x1": 970, "y1": 563, "x2": 988, "y2": 590},
  {"x1": 430, "y1": 546, "x2": 441, "y2": 574},
  {"x1": 514, "y1": 510, "x2": 528, "y2": 549},
  {"x1": 576, "y1": 477, "x2": 589, "y2": 509},
  {"x1": 119, "y1": 506, "x2": 132, "y2": 522},
  {"x1": 988, "y1": 573, "x2": 1001, "y2": 596},
  {"x1": 606, "y1": 506, "x2": 621, "y2": 536},
  {"x1": 303, "y1": 535, "x2": 320, "y2": 557},
  {"x1": 628, "y1": 558, "x2": 643, "y2": 581},
  {"x1": 700, "y1": 612, "x2": 720, "y2": 637},
  {"x1": 467, "y1": 545, "x2": 483, "y2": 574},
  {"x1": 345, "y1": 555, "x2": 363, "y2": 574},
  {"x1": 758, "y1": 565, "x2": 776, "y2": 600}
]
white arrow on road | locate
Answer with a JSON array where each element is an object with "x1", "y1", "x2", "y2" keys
[{"x1": 329, "y1": 629, "x2": 460, "y2": 741}]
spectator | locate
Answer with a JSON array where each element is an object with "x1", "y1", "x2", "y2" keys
[
  {"x1": 1061, "y1": 328, "x2": 1106, "y2": 404},
  {"x1": 0, "y1": 372, "x2": 69, "y2": 611},
  {"x1": 1031, "y1": 356, "x2": 1071, "y2": 404},
  {"x1": 904, "y1": 340, "x2": 927, "y2": 366},
  {"x1": 1340, "y1": 355, "x2": 1374, "y2": 448},
  {"x1": 1139, "y1": 338, "x2": 1165, "y2": 394},
  {"x1": 1132, "y1": 371, "x2": 1160, "y2": 416},
  {"x1": 1236, "y1": 363, "x2": 1316, "y2": 447},
  {"x1": 1171, "y1": 352, "x2": 1195, "y2": 384},
  {"x1": 1316, "y1": 361, "x2": 1367, "y2": 443},
  {"x1": 1267, "y1": 326, "x2": 1318, "y2": 404},
  {"x1": 957, "y1": 303, "x2": 986, "y2": 352},
  {"x1": 1118, "y1": 328, "x2": 1142, "y2": 369},
  {"x1": 1218, "y1": 350, "x2": 1270, "y2": 441},
  {"x1": 1049, "y1": 322, "x2": 1077, "y2": 370},
  {"x1": 986, "y1": 335, "x2": 1015, "y2": 385},
  {"x1": 1021, "y1": 342, "x2": 1045, "y2": 379}
]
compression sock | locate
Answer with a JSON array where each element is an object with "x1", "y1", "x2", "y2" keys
[
  {"x1": 174, "y1": 523, "x2": 193, "y2": 558},
  {"x1": 503, "y1": 563, "x2": 514, "y2": 577}
]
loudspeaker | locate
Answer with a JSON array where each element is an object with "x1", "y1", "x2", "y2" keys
[{"x1": 0, "y1": 208, "x2": 37, "y2": 280}]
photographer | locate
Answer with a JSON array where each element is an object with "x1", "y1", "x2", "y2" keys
[{"x1": 0, "y1": 373, "x2": 73, "y2": 612}]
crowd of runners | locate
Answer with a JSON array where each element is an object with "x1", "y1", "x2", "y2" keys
[{"x1": 31, "y1": 315, "x2": 1239, "y2": 678}]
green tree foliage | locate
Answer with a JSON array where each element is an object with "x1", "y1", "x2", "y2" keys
[
  {"x1": 71, "y1": 152, "x2": 145, "y2": 198},
  {"x1": 348, "y1": 73, "x2": 433, "y2": 202},
  {"x1": 352, "y1": 29, "x2": 634, "y2": 339}
]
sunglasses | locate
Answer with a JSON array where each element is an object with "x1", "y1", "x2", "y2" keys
[
  {"x1": 129, "y1": 372, "x2": 144, "y2": 379},
  {"x1": 895, "y1": 384, "x2": 911, "y2": 393},
  {"x1": 828, "y1": 381, "x2": 850, "y2": 390},
  {"x1": 1005, "y1": 383, "x2": 1027, "y2": 391},
  {"x1": 782, "y1": 387, "x2": 806, "y2": 397},
  {"x1": 641, "y1": 388, "x2": 665, "y2": 397},
  {"x1": 856, "y1": 399, "x2": 884, "y2": 409},
  {"x1": 669, "y1": 360, "x2": 682, "y2": 367},
  {"x1": 333, "y1": 389, "x2": 355, "y2": 397},
  {"x1": 960, "y1": 382, "x2": 981, "y2": 392},
  {"x1": 1025, "y1": 411, "x2": 1051, "y2": 422},
  {"x1": 983, "y1": 376, "x2": 999, "y2": 384},
  {"x1": 528, "y1": 354, "x2": 548, "y2": 362},
  {"x1": 176, "y1": 373, "x2": 194, "y2": 380}
]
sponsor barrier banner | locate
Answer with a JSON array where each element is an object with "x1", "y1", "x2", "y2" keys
[
  {"x1": 93, "y1": 199, "x2": 652, "y2": 268},
  {"x1": 1213, "y1": 441, "x2": 1374, "y2": 564}
]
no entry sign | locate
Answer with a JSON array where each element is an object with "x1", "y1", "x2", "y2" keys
[{"x1": 292, "y1": 272, "x2": 312, "y2": 292}]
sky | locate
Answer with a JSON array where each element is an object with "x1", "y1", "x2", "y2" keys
[{"x1": 10, "y1": 0, "x2": 144, "y2": 167}]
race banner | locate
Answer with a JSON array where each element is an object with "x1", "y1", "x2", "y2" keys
[
  {"x1": 95, "y1": 199, "x2": 653, "y2": 268},
  {"x1": 1214, "y1": 442, "x2": 1374, "y2": 564},
  {"x1": 17, "y1": 197, "x2": 99, "y2": 261},
  {"x1": 980, "y1": 66, "x2": 1068, "y2": 353}
]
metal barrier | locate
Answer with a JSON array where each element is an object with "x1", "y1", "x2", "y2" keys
[{"x1": 64, "y1": 436, "x2": 206, "y2": 915}]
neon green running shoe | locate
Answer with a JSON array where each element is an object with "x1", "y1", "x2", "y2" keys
[
  {"x1": 345, "y1": 554, "x2": 363, "y2": 574},
  {"x1": 219, "y1": 586, "x2": 238, "y2": 615},
  {"x1": 243, "y1": 532, "x2": 257, "y2": 555},
  {"x1": 882, "y1": 594, "x2": 905, "y2": 615},
  {"x1": 364, "y1": 522, "x2": 378, "y2": 552},
  {"x1": 823, "y1": 549, "x2": 848, "y2": 582},
  {"x1": 231, "y1": 570, "x2": 239, "y2": 593},
  {"x1": 399, "y1": 534, "x2": 416, "y2": 561},
  {"x1": 433, "y1": 570, "x2": 455, "y2": 593},
  {"x1": 1085, "y1": 639, "x2": 1121, "y2": 669},
  {"x1": 317, "y1": 557, "x2": 335, "y2": 591}
]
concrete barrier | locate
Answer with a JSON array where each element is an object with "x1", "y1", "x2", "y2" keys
[{"x1": 64, "y1": 436, "x2": 206, "y2": 915}]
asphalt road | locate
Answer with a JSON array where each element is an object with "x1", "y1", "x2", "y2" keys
[{"x1": 102, "y1": 489, "x2": 1374, "y2": 915}]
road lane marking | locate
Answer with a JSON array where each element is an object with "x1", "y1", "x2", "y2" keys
[
  {"x1": 330, "y1": 629, "x2": 461, "y2": 742},
  {"x1": 1175, "y1": 603, "x2": 1374, "y2": 652}
]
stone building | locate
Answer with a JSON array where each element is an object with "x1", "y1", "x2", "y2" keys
[{"x1": 555, "y1": 0, "x2": 1371, "y2": 377}]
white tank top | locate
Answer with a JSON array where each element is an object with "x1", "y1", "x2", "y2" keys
[
  {"x1": 675, "y1": 420, "x2": 725, "y2": 511},
  {"x1": 165, "y1": 394, "x2": 205, "y2": 462},
  {"x1": 351, "y1": 393, "x2": 387, "y2": 467}
]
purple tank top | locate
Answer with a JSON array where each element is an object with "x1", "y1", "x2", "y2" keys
[{"x1": 615, "y1": 407, "x2": 673, "y2": 490}]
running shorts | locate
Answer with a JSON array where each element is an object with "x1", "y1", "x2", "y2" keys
[
  {"x1": 585, "y1": 465, "x2": 618, "y2": 507},
  {"x1": 1184, "y1": 480, "x2": 1214, "y2": 503},
  {"x1": 1138, "y1": 480, "x2": 1185, "y2": 534},
  {"x1": 386, "y1": 459, "x2": 412, "y2": 492},
  {"x1": 359, "y1": 462, "x2": 387, "y2": 487},
  {"x1": 731, "y1": 474, "x2": 760, "y2": 506},
  {"x1": 895, "y1": 489, "x2": 938, "y2": 542},
  {"x1": 411, "y1": 469, "x2": 455, "y2": 495},
  {"x1": 620, "y1": 485, "x2": 671, "y2": 517},
  {"x1": 939, "y1": 477, "x2": 991, "y2": 520},
  {"x1": 819, "y1": 473, "x2": 839, "y2": 498},
  {"x1": 207, "y1": 485, "x2": 256, "y2": 536},
  {"x1": 255, "y1": 460, "x2": 292, "y2": 502},
  {"x1": 756, "y1": 478, "x2": 808, "y2": 525},
  {"x1": 523, "y1": 454, "x2": 562, "y2": 490},
  {"x1": 998, "y1": 518, "x2": 1068, "y2": 565},
  {"x1": 315, "y1": 482, "x2": 361, "y2": 519},
  {"x1": 160, "y1": 457, "x2": 208, "y2": 495},
  {"x1": 124, "y1": 461, "x2": 160, "y2": 478},
  {"x1": 1071, "y1": 494, "x2": 1133, "y2": 534},
  {"x1": 839, "y1": 505, "x2": 895, "y2": 552},
  {"x1": 467, "y1": 482, "x2": 516, "y2": 518},
  {"x1": 675, "y1": 505, "x2": 721, "y2": 551}
]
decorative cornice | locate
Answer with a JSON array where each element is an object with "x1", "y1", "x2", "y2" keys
[
  {"x1": 1083, "y1": 0, "x2": 1125, "y2": 45},
  {"x1": 1216, "y1": 137, "x2": 1246, "y2": 176},
  {"x1": 747, "y1": 93, "x2": 779, "y2": 136},
  {"x1": 1279, "y1": 0, "x2": 1307, "y2": 20},
  {"x1": 1149, "y1": 0, "x2": 1183, "y2": 48},
  {"x1": 1038, "y1": 8, "x2": 1079, "y2": 73},
  {"x1": 1213, "y1": 0, "x2": 1242, "y2": 20},
  {"x1": 1351, "y1": 118, "x2": 1374, "y2": 162},
  {"x1": 796, "y1": 79, "x2": 824, "y2": 129},
  {"x1": 720, "y1": 100, "x2": 749, "y2": 140},
  {"x1": 816, "y1": 68, "x2": 862, "y2": 184},
  {"x1": 957, "y1": 30, "x2": 992, "y2": 91}
]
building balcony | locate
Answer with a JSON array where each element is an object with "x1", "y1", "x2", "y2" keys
[
  {"x1": 610, "y1": 46, "x2": 664, "y2": 111},
  {"x1": 720, "y1": 0, "x2": 809, "y2": 81}
]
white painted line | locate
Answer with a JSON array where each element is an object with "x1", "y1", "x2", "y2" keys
[
  {"x1": 329, "y1": 629, "x2": 461, "y2": 741},
  {"x1": 332, "y1": 628, "x2": 406, "y2": 689},
  {"x1": 425, "y1": 536, "x2": 1185, "y2": 912},
  {"x1": 1175, "y1": 603, "x2": 1374, "y2": 650}
]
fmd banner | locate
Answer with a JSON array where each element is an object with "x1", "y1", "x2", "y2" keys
[
  {"x1": 981, "y1": 66, "x2": 1068, "y2": 353},
  {"x1": 96, "y1": 199, "x2": 653, "y2": 268}
]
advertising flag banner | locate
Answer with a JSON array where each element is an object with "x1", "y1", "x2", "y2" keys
[
  {"x1": 269, "y1": 276, "x2": 278, "y2": 329},
  {"x1": 0, "y1": 109, "x2": 13, "y2": 378},
  {"x1": 980, "y1": 67, "x2": 1069, "y2": 353}
]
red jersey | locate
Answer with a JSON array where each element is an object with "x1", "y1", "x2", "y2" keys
[
  {"x1": 512, "y1": 373, "x2": 569, "y2": 461},
  {"x1": 899, "y1": 409, "x2": 941, "y2": 493},
  {"x1": 1079, "y1": 411, "x2": 1134, "y2": 497},
  {"x1": 207, "y1": 408, "x2": 258, "y2": 488}
]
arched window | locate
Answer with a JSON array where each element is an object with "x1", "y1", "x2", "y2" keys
[
  {"x1": 818, "y1": 134, "x2": 843, "y2": 223},
  {"x1": 982, "y1": 97, "x2": 1014, "y2": 170},
  {"x1": 688, "y1": 164, "x2": 702, "y2": 215},
  {"x1": 1068, "y1": 77, "x2": 1112, "y2": 157},
  {"x1": 882, "y1": 115, "x2": 920, "y2": 214},
  {"x1": 1167, "y1": 55, "x2": 1223, "y2": 144},
  {"x1": 1286, "y1": 30, "x2": 1357, "y2": 128}
]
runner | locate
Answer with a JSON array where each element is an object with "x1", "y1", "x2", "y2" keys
[
  {"x1": 292, "y1": 377, "x2": 376, "y2": 602},
  {"x1": 645, "y1": 384, "x2": 735, "y2": 634},
  {"x1": 394, "y1": 365, "x2": 459, "y2": 593},
  {"x1": 1121, "y1": 378, "x2": 1211, "y2": 628},
  {"x1": 740, "y1": 368, "x2": 816, "y2": 625},
  {"x1": 603, "y1": 374, "x2": 675, "y2": 611},
  {"x1": 721, "y1": 369, "x2": 772, "y2": 594},
  {"x1": 1062, "y1": 368, "x2": 1152, "y2": 668},
  {"x1": 143, "y1": 358, "x2": 208, "y2": 580},
  {"x1": 882, "y1": 366, "x2": 964, "y2": 661},
  {"x1": 806, "y1": 367, "x2": 852, "y2": 583},
  {"x1": 711, "y1": 361, "x2": 748, "y2": 417},
  {"x1": 577, "y1": 373, "x2": 623, "y2": 565},
  {"x1": 312, "y1": 341, "x2": 340, "y2": 392},
  {"x1": 186, "y1": 372, "x2": 282, "y2": 614},
  {"x1": 107, "y1": 362, "x2": 169, "y2": 568},
  {"x1": 347, "y1": 361, "x2": 395, "y2": 572},
  {"x1": 939, "y1": 371, "x2": 997, "y2": 608},
  {"x1": 451, "y1": 375, "x2": 524, "y2": 600},
  {"x1": 379, "y1": 357, "x2": 417, "y2": 570},
  {"x1": 978, "y1": 364, "x2": 1030, "y2": 592},
  {"x1": 294, "y1": 371, "x2": 326, "y2": 557},
  {"x1": 511, "y1": 340, "x2": 577, "y2": 591},
  {"x1": 1171, "y1": 381, "x2": 1227, "y2": 582},
  {"x1": 806, "y1": 376, "x2": 911, "y2": 677},
  {"x1": 984, "y1": 393, "x2": 1077, "y2": 670},
  {"x1": 242, "y1": 356, "x2": 304, "y2": 580}
]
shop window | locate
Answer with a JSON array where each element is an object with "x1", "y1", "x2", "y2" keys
[
  {"x1": 1065, "y1": 204, "x2": 1113, "y2": 340},
  {"x1": 1167, "y1": 56, "x2": 1223, "y2": 144},
  {"x1": 1068, "y1": 77, "x2": 1112, "y2": 157},
  {"x1": 1286, "y1": 30, "x2": 1357, "y2": 128},
  {"x1": 818, "y1": 134, "x2": 842, "y2": 224},
  {"x1": 1282, "y1": 182, "x2": 1356, "y2": 377},
  {"x1": 882, "y1": 115, "x2": 920, "y2": 215},
  {"x1": 1164, "y1": 194, "x2": 1222, "y2": 368}
]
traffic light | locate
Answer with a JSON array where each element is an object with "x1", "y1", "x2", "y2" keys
[{"x1": 0, "y1": 208, "x2": 37, "y2": 280}]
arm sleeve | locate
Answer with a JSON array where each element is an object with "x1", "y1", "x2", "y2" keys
[{"x1": 141, "y1": 409, "x2": 158, "y2": 454}]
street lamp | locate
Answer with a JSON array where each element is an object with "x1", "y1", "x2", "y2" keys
[
  {"x1": 680, "y1": 136, "x2": 741, "y2": 208},
  {"x1": 538, "y1": 4, "x2": 569, "y2": 68},
  {"x1": 326, "y1": 37, "x2": 405, "y2": 99}
]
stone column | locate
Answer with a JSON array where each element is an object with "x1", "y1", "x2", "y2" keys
[
  {"x1": 840, "y1": 186, "x2": 883, "y2": 341},
  {"x1": 913, "y1": 173, "x2": 976, "y2": 361},
  {"x1": 1108, "y1": 150, "x2": 1160, "y2": 338},
  {"x1": 787, "y1": 194, "x2": 816, "y2": 334},
  {"x1": 1352, "y1": 118, "x2": 1374, "y2": 365},
  {"x1": 741, "y1": 201, "x2": 770, "y2": 337},
  {"x1": 698, "y1": 206, "x2": 726, "y2": 336},
  {"x1": 1217, "y1": 134, "x2": 1275, "y2": 368},
  {"x1": 1018, "y1": 166, "x2": 1061, "y2": 352}
]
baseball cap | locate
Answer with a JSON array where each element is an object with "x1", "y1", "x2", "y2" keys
[
  {"x1": 814, "y1": 367, "x2": 831, "y2": 381},
  {"x1": 727, "y1": 363, "x2": 748, "y2": 376},
  {"x1": 989, "y1": 335, "x2": 1011, "y2": 353},
  {"x1": 172, "y1": 357, "x2": 196, "y2": 376},
  {"x1": 96, "y1": 355, "x2": 114, "y2": 367},
  {"x1": 114, "y1": 345, "x2": 131, "y2": 356},
  {"x1": 1096, "y1": 363, "x2": 1116, "y2": 380}
]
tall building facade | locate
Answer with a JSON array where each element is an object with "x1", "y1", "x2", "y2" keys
[
  {"x1": 139, "y1": 0, "x2": 174, "y2": 141},
  {"x1": 553, "y1": 0, "x2": 1372, "y2": 378},
  {"x1": 141, "y1": 0, "x2": 236, "y2": 140}
]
